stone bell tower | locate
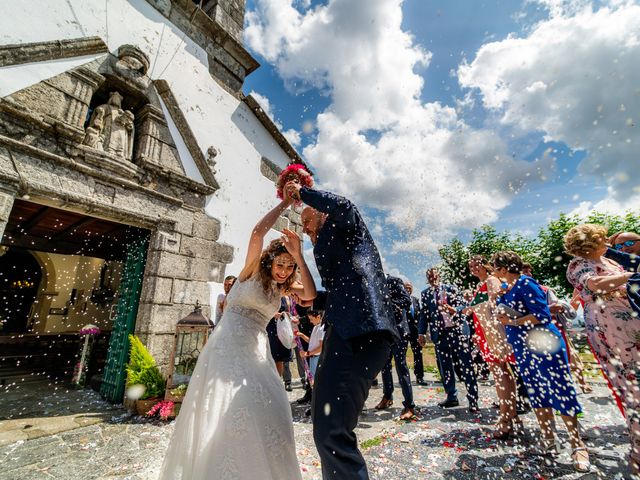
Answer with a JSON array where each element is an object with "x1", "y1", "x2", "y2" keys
[{"x1": 145, "y1": 0, "x2": 258, "y2": 92}]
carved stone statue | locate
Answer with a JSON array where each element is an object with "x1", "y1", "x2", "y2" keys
[{"x1": 83, "y1": 91, "x2": 135, "y2": 161}]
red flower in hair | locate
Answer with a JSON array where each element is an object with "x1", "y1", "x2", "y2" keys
[{"x1": 276, "y1": 164, "x2": 313, "y2": 201}]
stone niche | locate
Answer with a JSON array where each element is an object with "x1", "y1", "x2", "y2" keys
[{"x1": 0, "y1": 41, "x2": 232, "y2": 371}]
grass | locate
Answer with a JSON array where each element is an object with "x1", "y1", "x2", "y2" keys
[{"x1": 360, "y1": 435, "x2": 385, "y2": 450}]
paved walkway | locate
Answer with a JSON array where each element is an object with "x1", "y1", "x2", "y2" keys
[{"x1": 0, "y1": 376, "x2": 633, "y2": 479}]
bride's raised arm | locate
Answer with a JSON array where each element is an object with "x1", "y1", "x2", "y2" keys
[
  {"x1": 238, "y1": 198, "x2": 293, "y2": 282},
  {"x1": 281, "y1": 228, "x2": 317, "y2": 301}
]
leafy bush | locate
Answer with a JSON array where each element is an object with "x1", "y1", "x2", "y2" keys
[{"x1": 126, "y1": 335, "x2": 166, "y2": 400}]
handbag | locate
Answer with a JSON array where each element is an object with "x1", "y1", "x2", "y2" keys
[{"x1": 276, "y1": 312, "x2": 295, "y2": 348}]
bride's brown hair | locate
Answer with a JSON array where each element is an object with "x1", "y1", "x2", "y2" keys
[{"x1": 258, "y1": 239, "x2": 298, "y2": 294}]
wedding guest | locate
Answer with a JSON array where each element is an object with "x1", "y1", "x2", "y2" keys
[
  {"x1": 294, "y1": 304, "x2": 314, "y2": 404},
  {"x1": 492, "y1": 250, "x2": 589, "y2": 472},
  {"x1": 215, "y1": 275, "x2": 236, "y2": 325},
  {"x1": 296, "y1": 310, "x2": 325, "y2": 382},
  {"x1": 288, "y1": 180, "x2": 399, "y2": 480},
  {"x1": 463, "y1": 255, "x2": 520, "y2": 438},
  {"x1": 266, "y1": 296, "x2": 295, "y2": 391},
  {"x1": 376, "y1": 275, "x2": 415, "y2": 420},
  {"x1": 606, "y1": 231, "x2": 640, "y2": 272},
  {"x1": 419, "y1": 268, "x2": 479, "y2": 412},
  {"x1": 565, "y1": 224, "x2": 638, "y2": 473},
  {"x1": 405, "y1": 281, "x2": 426, "y2": 385}
]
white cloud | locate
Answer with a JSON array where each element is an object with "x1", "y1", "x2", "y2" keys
[
  {"x1": 569, "y1": 189, "x2": 640, "y2": 217},
  {"x1": 246, "y1": 0, "x2": 550, "y2": 254},
  {"x1": 459, "y1": 2, "x2": 640, "y2": 200},
  {"x1": 249, "y1": 90, "x2": 301, "y2": 147}
]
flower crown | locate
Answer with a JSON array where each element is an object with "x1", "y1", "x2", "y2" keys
[{"x1": 276, "y1": 164, "x2": 314, "y2": 201}]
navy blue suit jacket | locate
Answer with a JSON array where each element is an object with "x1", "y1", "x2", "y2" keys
[
  {"x1": 605, "y1": 247, "x2": 639, "y2": 272},
  {"x1": 418, "y1": 283, "x2": 466, "y2": 343},
  {"x1": 406, "y1": 295, "x2": 421, "y2": 328},
  {"x1": 386, "y1": 275, "x2": 411, "y2": 338},
  {"x1": 300, "y1": 187, "x2": 399, "y2": 341}
]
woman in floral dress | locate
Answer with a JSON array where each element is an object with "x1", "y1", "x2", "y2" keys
[{"x1": 565, "y1": 223, "x2": 639, "y2": 473}]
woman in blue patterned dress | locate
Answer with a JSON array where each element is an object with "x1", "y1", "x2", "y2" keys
[{"x1": 491, "y1": 250, "x2": 589, "y2": 473}]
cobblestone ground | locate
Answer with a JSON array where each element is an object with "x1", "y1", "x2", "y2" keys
[{"x1": 0, "y1": 376, "x2": 632, "y2": 480}]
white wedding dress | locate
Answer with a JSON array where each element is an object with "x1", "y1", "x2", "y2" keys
[{"x1": 159, "y1": 277, "x2": 303, "y2": 480}]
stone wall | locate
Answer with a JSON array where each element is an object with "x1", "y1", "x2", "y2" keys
[{"x1": 0, "y1": 42, "x2": 234, "y2": 372}]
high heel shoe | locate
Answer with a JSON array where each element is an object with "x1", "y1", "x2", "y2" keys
[{"x1": 572, "y1": 447, "x2": 591, "y2": 472}]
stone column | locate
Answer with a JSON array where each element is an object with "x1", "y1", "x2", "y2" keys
[{"x1": 0, "y1": 190, "x2": 15, "y2": 241}]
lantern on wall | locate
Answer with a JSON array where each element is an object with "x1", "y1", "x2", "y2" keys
[{"x1": 165, "y1": 301, "x2": 213, "y2": 402}]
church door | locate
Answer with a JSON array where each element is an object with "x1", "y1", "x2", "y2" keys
[{"x1": 100, "y1": 235, "x2": 149, "y2": 403}]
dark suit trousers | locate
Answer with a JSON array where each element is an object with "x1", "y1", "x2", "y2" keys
[
  {"x1": 312, "y1": 327, "x2": 392, "y2": 480},
  {"x1": 436, "y1": 327, "x2": 478, "y2": 406},
  {"x1": 407, "y1": 323, "x2": 424, "y2": 381},
  {"x1": 381, "y1": 336, "x2": 414, "y2": 408}
]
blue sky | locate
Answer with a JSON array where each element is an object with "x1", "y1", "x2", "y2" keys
[{"x1": 242, "y1": 0, "x2": 640, "y2": 290}]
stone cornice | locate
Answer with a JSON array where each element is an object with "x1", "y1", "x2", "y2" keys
[
  {"x1": 144, "y1": 0, "x2": 259, "y2": 76},
  {"x1": 0, "y1": 36, "x2": 108, "y2": 68},
  {"x1": 0, "y1": 133, "x2": 184, "y2": 208},
  {"x1": 243, "y1": 94, "x2": 309, "y2": 169}
]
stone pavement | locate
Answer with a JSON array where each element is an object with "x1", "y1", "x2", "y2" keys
[{"x1": 0, "y1": 376, "x2": 633, "y2": 480}]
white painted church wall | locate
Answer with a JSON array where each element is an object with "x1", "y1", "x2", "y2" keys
[{"x1": 0, "y1": 0, "x2": 294, "y2": 305}]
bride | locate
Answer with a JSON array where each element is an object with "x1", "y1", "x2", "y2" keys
[{"x1": 159, "y1": 195, "x2": 316, "y2": 479}]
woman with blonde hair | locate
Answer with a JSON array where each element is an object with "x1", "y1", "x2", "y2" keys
[{"x1": 565, "y1": 223, "x2": 638, "y2": 474}]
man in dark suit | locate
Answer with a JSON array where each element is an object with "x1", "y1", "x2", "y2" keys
[
  {"x1": 404, "y1": 281, "x2": 426, "y2": 385},
  {"x1": 419, "y1": 268, "x2": 478, "y2": 412},
  {"x1": 375, "y1": 275, "x2": 415, "y2": 419},
  {"x1": 287, "y1": 182, "x2": 398, "y2": 480}
]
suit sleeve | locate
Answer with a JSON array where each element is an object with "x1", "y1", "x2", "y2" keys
[
  {"x1": 418, "y1": 291, "x2": 429, "y2": 335},
  {"x1": 299, "y1": 187, "x2": 357, "y2": 228},
  {"x1": 388, "y1": 277, "x2": 411, "y2": 311}
]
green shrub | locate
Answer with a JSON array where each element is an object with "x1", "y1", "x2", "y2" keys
[{"x1": 126, "y1": 334, "x2": 166, "y2": 400}]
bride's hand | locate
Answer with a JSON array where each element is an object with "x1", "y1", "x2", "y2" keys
[{"x1": 281, "y1": 228, "x2": 303, "y2": 260}]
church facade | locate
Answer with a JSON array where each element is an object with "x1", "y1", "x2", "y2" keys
[{"x1": 0, "y1": 0, "x2": 303, "y2": 401}]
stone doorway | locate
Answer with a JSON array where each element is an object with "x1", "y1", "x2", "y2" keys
[{"x1": 0, "y1": 199, "x2": 149, "y2": 418}]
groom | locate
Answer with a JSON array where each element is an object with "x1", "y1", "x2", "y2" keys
[{"x1": 286, "y1": 181, "x2": 399, "y2": 480}]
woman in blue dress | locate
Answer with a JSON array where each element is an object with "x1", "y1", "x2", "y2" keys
[{"x1": 491, "y1": 251, "x2": 590, "y2": 473}]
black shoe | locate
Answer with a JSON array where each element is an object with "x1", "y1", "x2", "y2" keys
[
  {"x1": 285, "y1": 383, "x2": 292, "y2": 392},
  {"x1": 305, "y1": 407, "x2": 312, "y2": 417},
  {"x1": 371, "y1": 379, "x2": 379, "y2": 387},
  {"x1": 296, "y1": 391, "x2": 312, "y2": 404},
  {"x1": 438, "y1": 399, "x2": 459, "y2": 408},
  {"x1": 416, "y1": 378, "x2": 428, "y2": 386},
  {"x1": 468, "y1": 405, "x2": 480, "y2": 413}
]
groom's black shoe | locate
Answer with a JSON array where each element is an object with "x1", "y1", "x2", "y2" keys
[
  {"x1": 285, "y1": 382, "x2": 292, "y2": 392},
  {"x1": 296, "y1": 390, "x2": 312, "y2": 404},
  {"x1": 438, "y1": 398, "x2": 460, "y2": 408}
]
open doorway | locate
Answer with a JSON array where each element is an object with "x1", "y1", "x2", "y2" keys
[{"x1": 0, "y1": 199, "x2": 149, "y2": 420}]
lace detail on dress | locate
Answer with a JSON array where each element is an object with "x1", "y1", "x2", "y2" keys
[
  {"x1": 158, "y1": 274, "x2": 302, "y2": 480},
  {"x1": 226, "y1": 305, "x2": 271, "y2": 325}
]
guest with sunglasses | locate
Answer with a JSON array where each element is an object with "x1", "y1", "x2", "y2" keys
[{"x1": 606, "y1": 231, "x2": 640, "y2": 272}]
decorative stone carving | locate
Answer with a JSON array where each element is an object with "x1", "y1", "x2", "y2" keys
[
  {"x1": 83, "y1": 91, "x2": 135, "y2": 161},
  {"x1": 113, "y1": 45, "x2": 151, "y2": 90},
  {"x1": 206, "y1": 146, "x2": 218, "y2": 172}
]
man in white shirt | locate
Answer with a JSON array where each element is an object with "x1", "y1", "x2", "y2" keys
[{"x1": 214, "y1": 275, "x2": 236, "y2": 325}]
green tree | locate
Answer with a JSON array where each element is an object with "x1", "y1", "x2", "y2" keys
[
  {"x1": 437, "y1": 210, "x2": 639, "y2": 297},
  {"x1": 438, "y1": 238, "x2": 470, "y2": 288}
]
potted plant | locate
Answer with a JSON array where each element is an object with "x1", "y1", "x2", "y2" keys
[{"x1": 125, "y1": 334, "x2": 166, "y2": 416}]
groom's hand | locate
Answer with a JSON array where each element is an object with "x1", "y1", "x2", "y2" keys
[{"x1": 284, "y1": 180, "x2": 302, "y2": 201}]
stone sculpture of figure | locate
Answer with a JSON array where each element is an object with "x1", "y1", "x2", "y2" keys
[{"x1": 82, "y1": 91, "x2": 135, "y2": 161}]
